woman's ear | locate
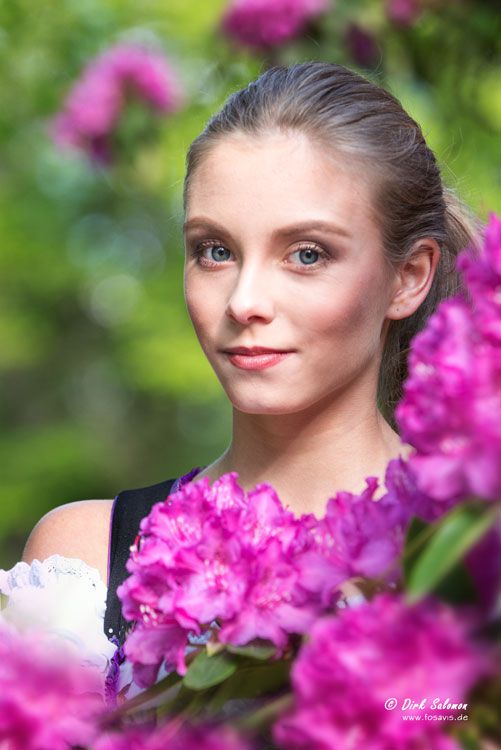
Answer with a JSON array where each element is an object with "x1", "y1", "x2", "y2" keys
[{"x1": 386, "y1": 238, "x2": 441, "y2": 320}]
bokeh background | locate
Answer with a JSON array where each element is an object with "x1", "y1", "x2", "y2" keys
[{"x1": 1, "y1": 0, "x2": 500, "y2": 568}]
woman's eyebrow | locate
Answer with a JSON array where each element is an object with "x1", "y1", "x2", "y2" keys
[{"x1": 183, "y1": 217, "x2": 352, "y2": 239}]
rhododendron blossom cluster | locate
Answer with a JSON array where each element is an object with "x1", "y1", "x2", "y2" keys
[
  {"x1": 457, "y1": 213, "x2": 501, "y2": 345},
  {"x1": 50, "y1": 42, "x2": 184, "y2": 163},
  {"x1": 0, "y1": 621, "x2": 104, "y2": 750},
  {"x1": 385, "y1": 0, "x2": 423, "y2": 27},
  {"x1": 397, "y1": 214, "x2": 501, "y2": 504},
  {"x1": 220, "y1": 0, "x2": 329, "y2": 51},
  {"x1": 119, "y1": 473, "x2": 333, "y2": 686},
  {"x1": 118, "y1": 467, "x2": 415, "y2": 687},
  {"x1": 273, "y1": 592, "x2": 492, "y2": 750},
  {"x1": 295, "y1": 467, "x2": 412, "y2": 600}
]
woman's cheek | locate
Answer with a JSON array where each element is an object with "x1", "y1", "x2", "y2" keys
[
  {"x1": 185, "y1": 278, "x2": 208, "y2": 325},
  {"x1": 185, "y1": 285, "x2": 223, "y2": 358},
  {"x1": 297, "y1": 279, "x2": 385, "y2": 362}
]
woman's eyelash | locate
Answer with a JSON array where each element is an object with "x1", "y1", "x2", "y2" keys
[{"x1": 190, "y1": 240, "x2": 332, "y2": 270}]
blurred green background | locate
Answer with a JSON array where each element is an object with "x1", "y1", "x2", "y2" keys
[{"x1": 1, "y1": 0, "x2": 499, "y2": 568}]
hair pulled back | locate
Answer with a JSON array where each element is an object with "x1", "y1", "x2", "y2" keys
[{"x1": 183, "y1": 62, "x2": 481, "y2": 430}]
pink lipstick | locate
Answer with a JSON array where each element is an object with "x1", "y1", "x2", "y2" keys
[
  {"x1": 225, "y1": 352, "x2": 292, "y2": 370},
  {"x1": 221, "y1": 346, "x2": 295, "y2": 371}
]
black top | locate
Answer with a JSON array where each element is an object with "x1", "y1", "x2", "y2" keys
[{"x1": 104, "y1": 477, "x2": 177, "y2": 645}]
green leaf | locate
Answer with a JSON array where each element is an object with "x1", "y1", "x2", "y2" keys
[
  {"x1": 183, "y1": 650, "x2": 238, "y2": 691},
  {"x1": 405, "y1": 503, "x2": 500, "y2": 604},
  {"x1": 107, "y1": 668, "x2": 183, "y2": 719},
  {"x1": 234, "y1": 692, "x2": 294, "y2": 731},
  {"x1": 403, "y1": 515, "x2": 477, "y2": 605},
  {"x1": 206, "y1": 659, "x2": 292, "y2": 713},
  {"x1": 226, "y1": 643, "x2": 277, "y2": 660},
  {"x1": 156, "y1": 683, "x2": 205, "y2": 718},
  {"x1": 430, "y1": 560, "x2": 477, "y2": 605},
  {"x1": 157, "y1": 684, "x2": 216, "y2": 721},
  {"x1": 456, "y1": 733, "x2": 485, "y2": 750},
  {"x1": 402, "y1": 515, "x2": 432, "y2": 578}
]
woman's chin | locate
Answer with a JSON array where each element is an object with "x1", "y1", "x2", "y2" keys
[{"x1": 226, "y1": 390, "x2": 306, "y2": 415}]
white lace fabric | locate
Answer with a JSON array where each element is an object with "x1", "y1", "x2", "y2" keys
[{"x1": 0, "y1": 554, "x2": 116, "y2": 680}]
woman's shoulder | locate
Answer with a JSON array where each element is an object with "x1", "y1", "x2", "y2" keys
[
  {"x1": 22, "y1": 499, "x2": 114, "y2": 587},
  {"x1": 21, "y1": 466, "x2": 205, "y2": 589}
]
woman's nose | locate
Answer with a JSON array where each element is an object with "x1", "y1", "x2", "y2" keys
[{"x1": 225, "y1": 264, "x2": 275, "y2": 325}]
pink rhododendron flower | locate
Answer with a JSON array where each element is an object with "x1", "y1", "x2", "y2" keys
[
  {"x1": 118, "y1": 467, "x2": 422, "y2": 687},
  {"x1": 386, "y1": 0, "x2": 423, "y2": 26},
  {"x1": 0, "y1": 621, "x2": 104, "y2": 750},
  {"x1": 464, "y1": 517, "x2": 501, "y2": 618},
  {"x1": 296, "y1": 472, "x2": 411, "y2": 599},
  {"x1": 385, "y1": 456, "x2": 501, "y2": 619},
  {"x1": 50, "y1": 42, "x2": 184, "y2": 163},
  {"x1": 396, "y1": 213, "x2": 501, "y2": 503},
  {"x1": 220, "y1": 0, "x2": 329, "y2": 51},
  {"x1": 273, "y1": 592, "x2": 492, "y2": 750},
  {"x1": 384, "y1": 454, "x2": 457, "y2": 522},
  {"x1": 119, "y1": 472, "x2": 346, "y2": 687},
  {"x1": 94, "y1": 721, "x2": 250, "y2": 750},
  {"x1": 457, "y1": 213, "x2": 501, "y2": 346}
]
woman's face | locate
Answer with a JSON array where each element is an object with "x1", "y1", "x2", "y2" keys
[{"x1": 183, "y1": 131, "x2": 399, "y2": 414}]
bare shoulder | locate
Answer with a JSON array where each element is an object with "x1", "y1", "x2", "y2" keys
[{"x1": 22, "y1": 499, "x2": 115, "y2": 587}]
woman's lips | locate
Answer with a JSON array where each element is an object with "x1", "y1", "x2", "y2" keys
[{"x1": 223, "y1": 351, "x2": 294, "y2": 370}]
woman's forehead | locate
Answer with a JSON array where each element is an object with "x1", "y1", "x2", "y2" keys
[{"x1": 185, "y1": 134, "x2": 375, "y2": 234}]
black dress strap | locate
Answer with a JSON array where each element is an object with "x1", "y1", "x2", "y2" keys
[{"x1": 104, "y1": 477, "x2": 177, "y2": 645}]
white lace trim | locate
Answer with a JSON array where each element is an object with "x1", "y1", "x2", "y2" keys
[
  {"x1": 0, "y1": 554, "x2": 116, "y2": 681},
  {"x1": 0, "y1": 553, "x2": 106, "y2": 597}
]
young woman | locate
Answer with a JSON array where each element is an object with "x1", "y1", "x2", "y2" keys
[{"x1": 5, "y1": 61, "x2": 480, "y2": 657}]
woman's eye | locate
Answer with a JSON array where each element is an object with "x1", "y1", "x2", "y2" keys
[
  {"x1": 191, "y1": 242, "x2": 233, "y2": 266},
  {"x1": 190, "y1": 241, "x2": 330, "y2": 270},
  {"x1": 290, "y1": 245, "x2": 323, "y2": 267}
]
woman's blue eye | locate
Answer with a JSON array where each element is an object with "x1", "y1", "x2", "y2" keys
[
  {"x1": 192, "y1": 243, "x2": 232, "y2": 263},
  {"x1": 210, "y1": 245, "x2": 231, "y2": 262},
  {"x1": 191, "y1": 241, "x2": 328, "y2": 270},
  {"x1": 294, "y1": 247, "x2": 320, "y2": 265}
]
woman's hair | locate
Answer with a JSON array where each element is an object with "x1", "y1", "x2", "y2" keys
[{"x1": 183, "y1": 61, "x2": 482, "y2": 430}]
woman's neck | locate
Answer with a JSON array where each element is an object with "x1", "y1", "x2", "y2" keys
[{"x1": 196, "y1": 390, "x2": 414, "y2": 518}]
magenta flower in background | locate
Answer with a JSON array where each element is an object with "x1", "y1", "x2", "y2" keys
[
  {"x1": 220, "y1": 0, "x2": 329, "y2": 51},
  {"x1": 385, "y1": 0, "x2": 423, "y2": 26},
  {"x1": 94, "y1": 721, "x2": 250, "y2": 750},
  {"x1": 396, "y1": 213, "x2": 501, "y2": 503},
  {"x1": 344, "y1": 23, "x2": 379, "y2": 68},
  {"x1": 0, "y1": 621, "x2": 104, "y2": 750},
  {"x1": 273, "y1": 592, "x2": 492, "y2": 750},
  {"x1": 50, "y1": 42, "x2": 185, "y2": 164}
]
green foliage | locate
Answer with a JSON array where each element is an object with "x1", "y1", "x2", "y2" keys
[
  {"x1": 0, "y1": 0, "x2": 499, "y2": 567},
  {"x1": 183, "y1": 650, "x2": 238, "y2": 690},
  {"x1": 115, "y1": 643, "x2": 293, "y2": 727},
  {"x1": 403, "y1": 502, "x2": 500, "y2": 604}
]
